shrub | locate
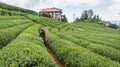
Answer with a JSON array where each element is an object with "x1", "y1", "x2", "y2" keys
[
  {"x1": 0, "y1": 24, "x2": 57, "y2": 67},
  {"x1": 0, "y1": 22, "x2": 34, "y2": 48},
  {"x1": 46, "y1": 33, "x2": 120, "y2": 67}
]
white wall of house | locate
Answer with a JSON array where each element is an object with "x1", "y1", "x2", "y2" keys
[
  {"x1": 53, "y1": 12, "x2": 62, "y2": 20},
  {"x1": 40, "y1": 11, "x2": 62, "y2": 21}
]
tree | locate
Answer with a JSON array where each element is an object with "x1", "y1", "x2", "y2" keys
[
  {"x1": 109, "y1": 24, "x2": 119, "y2": 29},
  {"x1": 118, "y1": 24, "x2": 120, "y2": 30},
  {"x1": 62, "y1": 15, "x2": 68, "y2": 22},
  {"x1": 76, "y1": 9, "x2": 101, "y2": 22},
  {"x1": 96, "y1": 15, "x2": 101, "y2": 21},
  {"x1": 87, "y1": 9, "x2": 94, "y2": 18},
  {"x1": 91, "y1": 14, "x2": 101, "y2": 22},
  {"x1": 74, "y1": 17, "x2": 80, "y2": 22},
  {"x1": 80, "y1": 10, "x2": 88, "y2": 21}
]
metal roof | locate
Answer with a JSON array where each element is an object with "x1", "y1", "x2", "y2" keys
[{"x1": 40, "y1": 7, "x2": 62, "y2": 13}]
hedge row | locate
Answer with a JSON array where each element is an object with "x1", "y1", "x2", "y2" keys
[
  {"x1": 57, "y1": 22, "x2": 120, "y2": 50},
  {"x1": 0, "y1": 16, "x2": 26, "y2": 20},
  {"x1": 55, "y1": 32, "x2": 120, "y2": 62},
  {"x1": 0, "y1": 2, "x2": 38, "y2": 15},
  {"x1": 0, "y1": 24, "x2": 57, "y2": 67},
  {"x1": 26, "y1": 15, "x2": 64, "y2": 27},
  {"x1": 72, "y1": 34, "x2": 120, "y2": 50},
  {"x1": 0, "y1": 19, "x2": 32, "y2": 29},
  {"x1": 46, "y1": 32, "x2": 120, "y2": 67},
  {"x1": 0, "y1": 22, "x2": 34, "y2": 48},
  {"x1": 0, "y1": 9, "x2": 28, "y2": 16},
  {"x1": 72, "y1": 22, "x2": 120, "y2": 34}
]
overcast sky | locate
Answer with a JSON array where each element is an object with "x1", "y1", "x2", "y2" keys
[{"x1": 0, "y1": 0, "x2": 120, "y2": 23}]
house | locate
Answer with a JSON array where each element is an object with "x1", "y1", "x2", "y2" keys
[
  {"x1": 99, "y1": 21, "x2": 111, "y2": 26},
  {"x1": 39, "y1": 7, "x2": 62, "y2": 21},
  {"x1": 103, "y1": 22, "x2": 111, "y2": 26}
]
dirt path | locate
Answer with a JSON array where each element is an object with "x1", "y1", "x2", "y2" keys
[{"x1": 46, "y1": 45, "x2": 65, "y2": 67}]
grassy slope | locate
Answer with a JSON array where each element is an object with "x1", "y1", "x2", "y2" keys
[
  {"x1": 0, "y1": 14, "x2": 120, "y2": 67},
  {"x1": 0, "y1": 2, "x2": 37, "y2": 15},
  {"x1": 26, "y1": 15, "x2": 120, "y2": 67},
  {"x1": 0, "y1": 2, "x2": 119, "y2": 66},
  {"x1": 48, "y1": 22, "x2": 120, "y2": 67}
]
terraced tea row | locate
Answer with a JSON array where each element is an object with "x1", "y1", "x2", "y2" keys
[
  {"x1": 72, "y1": 22, "x2": 120, "y2": 34},
  {"x1": 48, "y1": 22, "x2": 120, "y2": 62},
  {"x1": 0, "y1": 24, "x2": 57, "y2": 67},
  {"x1": 0, "y1": 16, "x2": 26, "y2": 20},
  {"x1": 26, "y1": 15, "x2": 64, "y2": 27},
  {"x1": 55, "y1": 23, "x2": 120, "y2": 50},
  {"x1": 46, "y1": 32, "x2": 120, "y2": 67},
  {"x1": 0, "y1": 19, "x2": 33, "y2": 29},
  {"x1": 0, "y1": 22, "x2": 34, "y2": 49},
  {"x1": 73, "y1": 35, "x2": 120, "y2": 50},
  {"x1": 54, "y1": 32, "x2": 120, "y2": 62},
  {"x1": 0, "y1": 14, "x2": 119, "y2": 67}
]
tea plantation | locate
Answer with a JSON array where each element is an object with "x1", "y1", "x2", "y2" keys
[{"x1": 0, "y1": 2, "x2": 120, "y2": 67}]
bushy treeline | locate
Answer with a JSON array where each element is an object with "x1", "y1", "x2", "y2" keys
[
  {"x1": 61, "y1": 15, "x2": 68, "y2": 22},
  {"x1": 74, "y1": 9, "x2": 101, "y2": 22},
  {"x1": 73, "y1": 9, "x2": 120, "y2": 29},
  {"x1": 109, "y1": 23, "x2": 119, "y2": 29},
  {"x1": 0, "y1": 2, "x2": 38, "y2": 15}
]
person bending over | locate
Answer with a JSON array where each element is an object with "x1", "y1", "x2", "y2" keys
[{"x1": 39, "y1": 27, "x2": 47, "y2": 45}]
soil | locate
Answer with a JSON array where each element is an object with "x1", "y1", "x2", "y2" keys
[{"x1": 46, "y1": 45, "x2": 65, "y2": 67}]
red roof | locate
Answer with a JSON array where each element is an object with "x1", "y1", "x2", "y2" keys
[{"x1": 40, "y1": 7, "x2": 62, "y2": 13}]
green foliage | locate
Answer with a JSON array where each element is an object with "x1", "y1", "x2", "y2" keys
[
  {"x1": 61, "y1": 15, "x2": 68, "y2": 23},
  {"x1": 76, "y1": 9, "x2": 101, "y2": 22},
  {"x1": 0, "y1": 22, "x2": 34, "y2": 48},
  {"x1": 46, "y1": 33, "x2": 120, "y2": 67},
  {"x1": 109, "y1": 23, "x2": 119, "y2": 29},
  {"x1": 92, "y1": 15, "x2": 101, "y2": 22},
  {"x1": 0, "y1": 2, "x2": 38, "y2": 15},
  {"x1": 39, "y1": 13, "x2": 52, "y2": 18},
  {"x1": 0, "y1": 11, "x2": 119, "y2": 67},
  {"x1": 55, "y1": 32, "x2": 120, "y2": 62},
  {"x1": 79, "y1": 9, "x2": 94, "y2": 21},
  {"x1": 0, "y1": 19, "x2": 32, "y2": 29},
  {"x1": 80, "y1": 10, "x2": 88, "y2": 21},
  {"x1": 87, "y1": 9, "x2": 94, "y2": 18},
  {"x1": 26, "y1": 15, "x2": 64, "y2": 27},
  {"x1": 0, "y1": 8, "x2": 29, "y2": 16},
  {"x1": 74, "y1": 17, "x2": 80, "y2": 22},
  {"x1": 39, "y1": 19, "x2": 119, "y2": 67},
  {"x1": 0, "y1": 16, "x2": 26, "y2": 20},
  {"x1": 0, "y1": 24, "x2": 57, "y2": 67}
]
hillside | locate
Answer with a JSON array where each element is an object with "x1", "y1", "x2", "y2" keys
[
  {"x1": 0, "y1": 2, "x2": 38, "y2": 16},
  {"x1": 0, "y1": 3, "x2": 120, "y2": 67}
]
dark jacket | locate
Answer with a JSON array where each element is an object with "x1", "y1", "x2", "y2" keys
[
  {"x1": 40, "y1": 30, "x2": 46, "y2": 38},
  {"x1": 39, "y1": 28, "x2": 47, "y2": 45}
]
